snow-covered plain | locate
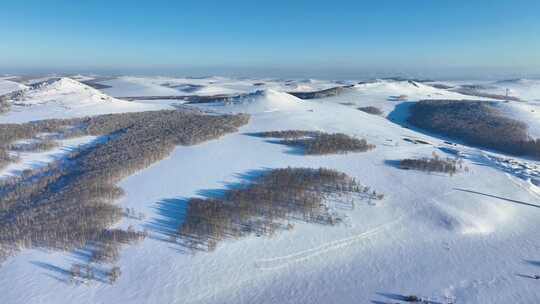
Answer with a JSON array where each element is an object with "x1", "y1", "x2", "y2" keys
[{"x1": 2, "y1": 76, "x2": 540, "y2": 304}]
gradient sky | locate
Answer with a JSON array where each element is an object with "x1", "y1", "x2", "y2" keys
[{"x1": 1, "y1": 0, "x2": 539, "y2": 78}]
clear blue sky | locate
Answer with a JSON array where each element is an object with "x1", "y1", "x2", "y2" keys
[{"x1": 1, "y1": 0, "x2": 539, "y2": 78}]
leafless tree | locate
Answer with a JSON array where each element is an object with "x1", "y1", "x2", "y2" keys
[
  {"x1": 250, "y1": 130, "x2": 375, "y2": 155},
  {"x1": 0, "y1": 110, "x2": 249, "y2": 270},
  {"x1": 408, "y1": 99, "x2": 540, "y2": 158},
  {"x1": 177, "y1": 167, "x2": 383, "y2": 252},
  {"x1": 357, "y1": 106, "x2": 383, "y2": 115}
]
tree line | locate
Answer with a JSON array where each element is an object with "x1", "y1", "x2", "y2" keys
[
  {"x1": 357, "y1": 106, "x2": 383, "y2": 115},
  {"x1": 176, "y1": 167, "x2": 384, "y2": 252},
  {"x1": 399, "y1": 153, "x2": 460, "y2": 175},
  {"x1": 0, "y1": 110, "x2": 249, "y2": 282},
  {"x1": 407, "y1": 99, "x2": 540, "y2": 158},
  {"x1": 250, "y1": 130, "x2": 375, "y2": 155}
]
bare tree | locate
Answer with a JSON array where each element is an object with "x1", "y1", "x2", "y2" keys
[{"x1": 250, "y1": 130, "x2": 375, "y2": 155}]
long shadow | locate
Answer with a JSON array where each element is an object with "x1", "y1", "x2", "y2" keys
[
  {"x1": 375, "y1": 292, "x2": 409, "y2": 301},
  {"x1": 454, "y1": 188, "x2": 540, "y2": 209},
  {"x1": 516, "y1": 273, "x2": 540, "y2": 280},
  {"x1": 146, "y1": 198, "x2": 189, "y2": 242},
  {"x1": 376, "y1": 292, "x2": 442, "y2": 304},
  {"x1": 31, "y1": 261, "x2": 71, "y2": 277},
  {"x1": 265, "y1": 139, "x2": 305, "y2": 156},
  {"x1": 244, "y1": 133, "x2": 306, "y2": 155},
  {"x1": 524, "y1": 260, "x2": 540, "y2": 267},
  {"x1": 197, "y1": 168, "x2": 272, "y2": 199},
  {"x1": 31, "y1": 258, "x2": 114, "y2": 284},
  {"x1": 147, "y1": 168, "x2": 272, "y2": 246},
  {"x1": 387, "y1": 102, "x2": 416, "y2": 126},
  {"x1": 30, "y1": 261, "x2": 72, "y2": 283},
  {"x1": 384, "y1": 159, "x2": 402, "y2": 169}
]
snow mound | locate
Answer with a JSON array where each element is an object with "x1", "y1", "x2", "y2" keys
[
  {"x1": 226, "y1": 89, "x2": 305, "y2": 113},
  {"x1": 418, "y1": 198, "x2": 512, "y2": 235},
  {"x1": 14, "y1": 77, "x2": 115, "y2": 106}
]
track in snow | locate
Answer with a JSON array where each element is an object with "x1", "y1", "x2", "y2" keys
[{"x1": 254, "y1": 215, "x2": 406, "y2": 270}]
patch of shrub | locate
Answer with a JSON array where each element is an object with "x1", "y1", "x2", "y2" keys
[
  {"x1": 358, "y1": 106, "x2": 383, "y2": 115},
  {"x1": 429, "y1": 83, "x2": 454, "y2": 90},
  {"x1": 407, "y1": 100, "x2": 540, "y2": 157},
  {"x1": 398, "y1": 153, "x2": 458, "y2": 174},
  {"x1": 176, "y1": 167, "x2": 383, "y2": 252},
  {"x1": 251, "y1": 130, "x2": 321, "y2": 139},
  {"x1": 0, "y1": 120, "x2": 74, "y2": 147},
  {"x1": 251, "y1": 130, "x2": 375, "y2": 155},
  {"x1": 0, "y1": 95, "x2": 10, "y2": 113},
  {"x1": 288, "y1": 85, "x2": 353, "y2": 99},
  {"x1": 0, "y1": 148, "x2": 16, "y2": 170},
  {"x1": 0, "y1": 110, "x2": 249, "y2": 268}
]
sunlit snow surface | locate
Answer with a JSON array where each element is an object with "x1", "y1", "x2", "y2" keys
[{"x1": 1, "y1": 76, "x2": 540, "y2": 303}]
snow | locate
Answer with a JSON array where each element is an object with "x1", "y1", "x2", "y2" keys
[
  {"x1": 98, "y1": 76, "x2": 345, "y2": 98},
  {"x1": 201, "y1": 89, "x2": 306, "y2": 114},
  {"x1": 0, "y1": 77, "x2": 170, "y2": 123},
  {"x1": 0, "y1": 79, "x2": 27, "y2": 95},
  {"x1": 437, "y1": 78, "x2": 540, "y2": 138},
  {"x1": 0, "y1": 136, "x2": 97, "y2": 178},
  {"x1": 488, "y1": 79, "x2": 540, "y2": 102},
  {"x1": 2, "y1": 76, "x2": 540, "y2": 303}
]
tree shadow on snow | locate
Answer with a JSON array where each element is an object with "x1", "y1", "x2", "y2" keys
[
  {"x1": 387, "y1": 102, "x2": 416, "y2": 126},
  {"x1": 145, "y1": 198, "x2": 189, "y2": 243},
  {"x1": 384, "y1": 159, "x2": 402, "y2": 169},
  {"x1": 265, "y1": 139, "x2": 306, "y2": 156},
  {"x1": 524, "y1": 260, "x2": 540, "y2": 267},
  {"x1": 31, "y1": 261, "x2": 72, "y2": 281},
  {"x1": 31, "y1": 260, "x2": 111, "y2": 284},
  {"x1": 244, "y1": 133, "x2": 306, "y2": 156},
  {"x1": 145, "y1": 168, "x2": 272, "y2": 251},
  {"x1": 375, "y1": 292, "x2": 442, "y2": 304},
  {"x1": 196, "y1": 168, "x2": 272, "y2": 199},
  {"x1": 516, "y1": 273, "x2": 540, "y2": 280}
]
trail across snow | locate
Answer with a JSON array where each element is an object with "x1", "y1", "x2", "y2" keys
[{"x1": 255, "y1": 214, "x2": 407, "y2": 271}]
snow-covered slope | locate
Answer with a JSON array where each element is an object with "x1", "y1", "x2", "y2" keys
[
  {"x1": 209, "y1": 89, "x2": 306, "y2": 113},
  {"x1": 98, "y1": 76, "x2": 346, "y2": 98},
  {"x1": 434, "y1": 78, "x2": 540, "y2": 138},
  {"x1": 0, "y1": 78, "x2": 27, "y2": 95},
  {"x1": 16, "y1": 77, "x2": 117, "y2": 105},
  {"x1": 3, "y1": 76, "x2": 540, "y2": 304},
  {"x1": 0, "y1": 77, "x2": 169, "y2": 123},
  {"x1": 490, "y1": 79, "x2": 540, "y2": 102}
]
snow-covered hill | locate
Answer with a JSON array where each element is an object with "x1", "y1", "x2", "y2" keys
[
  {"x1": 0, "y1": 78, "x2": 27, "y2": 95},
  {"x1": 0, "y1": 77, "x2": 169, "y2": 123},
  {"x1": 2, "y1": 76, "x2": 540, "y2": 304},
  {"x1": 14, "y1": 77, "x2": 116, "y2": 105},
  {"x1": 213, "y1": 89, "x2": 306, "y2": 113}
]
